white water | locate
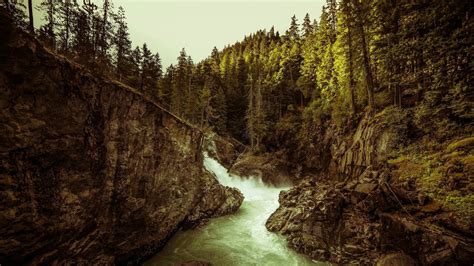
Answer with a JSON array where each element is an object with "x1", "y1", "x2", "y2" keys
[{"x1": 146, "y1": 153, "x2": 324, "y2": 266}]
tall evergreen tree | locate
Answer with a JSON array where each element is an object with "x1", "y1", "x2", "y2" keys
[
  {"x1": 302, "y1": 13, "x2": 313, "y2": 39},
  {"x1": 286, "y1": 15, "x2": 300, "y2": 41},
  {"x1": 113, "y1": 6, "x2": 132, "y2": 81},
  {"x1": 129, "y1": 46, "x2": 142, "y2": 88}
]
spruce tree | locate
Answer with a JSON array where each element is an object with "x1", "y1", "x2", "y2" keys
[{"x1": 113, "y1": 6, "x2": 132, "y2": 81}]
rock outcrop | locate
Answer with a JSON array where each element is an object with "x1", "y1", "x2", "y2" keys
[
  {"x1": 0, "y1": 14, "x2": 242, "y2": 265},
  {"x1": 329, "y1": 107, "x2": 408, "y2": 180},
  {"x1": 267, "y1": 175, "x2": 474, "y2": 264},
  {"x1": 267, "y1": 108, "x2": 474, "y2": 265},
  {"x1": 229, "y1": 152, "x2": 293, "y2": 185},
  {"x1": 203, "y1": 133, "x2": 245, "y2": 169}
]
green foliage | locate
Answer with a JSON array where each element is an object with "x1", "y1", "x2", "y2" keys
[{"x1": 15, "y1": 0, "x2": 471, "y2": 160}]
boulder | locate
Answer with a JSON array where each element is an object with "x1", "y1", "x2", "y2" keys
[
  {"x1": 183, "y1": 172, "x2": 244, "y2": 228},
  {"x1": 230, "y1": 153, "x2": 293, "y2": 185},
  {"x1": 376, "y1": 252, "x2": 416, "y2": 266},
  {"x1": 380, "y1": 213, "x2": 474, "y2": 265},
  {"x1": 266, "y1": 181, "x2": 382, "y2": 263}
]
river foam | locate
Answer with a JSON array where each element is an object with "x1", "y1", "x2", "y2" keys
[{"x1": 145, "y1": 152, "x2": 324, "y2": 266}]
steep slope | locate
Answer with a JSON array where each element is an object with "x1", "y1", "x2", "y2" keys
[{"x1": 0, "y1": 13, "x2": 242, "y2": 264}]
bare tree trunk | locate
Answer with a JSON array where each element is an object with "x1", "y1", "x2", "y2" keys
[
  {"x1": 247, "y1": 78, "x2": 255, "y2": 151},
  {"x1": 101, "y1": 0, "x2": 109, "y2": 57},
  {"x1": 352, "y1": 0, "x2": 375, "y2": 109},
  {"x1": 63, "y1": 0, "x2": 71, "y2": 53},
  {"x1": 28, "y1": 0, "x2": 34, "y2": 33}
]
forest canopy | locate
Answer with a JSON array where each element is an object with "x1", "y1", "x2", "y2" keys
[{"x1": 5, "y1": 0, "x2": 473, "y2": 155}]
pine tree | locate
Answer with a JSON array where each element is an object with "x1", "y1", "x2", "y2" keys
[
  {"x1": 6, "y1": 1, "x2": 28, "y2": 30},
  {"x1": 140, "y1": 43, "x2": 152, "y2": 91},
  {"x1": 286, "y1": 15, "x2": 300, "y2": 41},
  {"x1": 339, "y1": 0, "x2": 357, "y2": 114},
  {"x1": 71, "y1": 8, "x2": 93, "y2": 65},
  {"x1": 113, "y1": 6, "x2": 132, "y2": 81},
  {"x1": 302, "y1": 13, "x2": 313, "y2": 39},
  {"x1": 99, "y1": 0, "x2": 111, "y2": 58},
  {"x1": 315, "y1": 7, "x2": 338, "y2": 114},
  {"x1": 56, "y1": 0, "x2": 74, "y2": 54},
  {"x1": 159, "y1": 64, "x2": 175, "y2": 110},
  {"x1": 171, "y1": 48, "x2": 189, "y2": 116},
  {"x1": 352, "y1": 0, "x2": 375, "y2": 109},
  {"x1": 38, "y1": 0, "x2": 56, "y2": 48},
  {"x1": 27, "y1": 0, "x2": 33, "y2": 33},
  {"x1": 129, "y1": 46, "x2": 142, "y2": 88}
]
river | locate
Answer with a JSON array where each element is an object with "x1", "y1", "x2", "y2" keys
[{"x1": 145, "y1": 153, "x2": 324, "y2": 266}]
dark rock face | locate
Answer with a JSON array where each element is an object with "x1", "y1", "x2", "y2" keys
[
  {"x1": 230, "y1": 153, "x2": 293, "y2": 185},
  {"x1": 183, "y1": 171, "x2": 244, "y2": 228},
  {"x1": 329, "y1": 108, "x2": 408, "y2": 180},
  {"x1": 0, "y1": 15, "x2": 242, "y2": 264},
  {"x1": 376, "y1": 253, "x2": 416, "y2": 266},
  {"x1": 267, "y1": 177, "x2": 474, "y2": 264},
  {"x1": 203, "y1": 133, "x2": 244, "y2": 169},
  {"x1": 266, "y1": 180, "x2": 381, "y2": 264},
  {"x1": 380, "y1": 213, "x2": 474, "y2": 265},
  {"x1": 266, "y1": 110, "x2": 474, "y2": 265}
]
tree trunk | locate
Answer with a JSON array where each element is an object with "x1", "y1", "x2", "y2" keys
[
  {"x1": 65, "y1": 1, "x2": 70, "y2": 53},
  {"x1": 28, "y1": 0, "x2": 34, "y2": 33},
  {"x1": 352, "y1": 0, "x2": 375, "y2": 109},
  {"x1": 347, "y1": 18, "x2": 357, "y2": 115},
  {"x1": 101, "y1": 0, "x2": 109, "y2": 57}
]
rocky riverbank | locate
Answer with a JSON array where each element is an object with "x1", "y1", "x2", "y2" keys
[
  {"x1": 0, "y1": 13, "x2": 242, "y2": 265},
  {"x1": 266, "y1": 108, "x2": 474, "y2": 265}
]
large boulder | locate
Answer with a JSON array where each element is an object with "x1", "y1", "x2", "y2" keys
[
  {"x1": 266, "y1": 180, "x2": 380, "y2": 264},
  {"x1": 229, "y1": 153, "x2": 293, "y2": 185},
  {"x1": 380, "y1": 213, "x2": 474, "y2": 265},
  {"x1": 183, "y1": 171, "x2": 244, "y2": 228},
  {"x1": 376, "y1": 252, "x2": 416, "y2": 266}
]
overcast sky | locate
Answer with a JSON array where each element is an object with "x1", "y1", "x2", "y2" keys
[{"x1": 32, "y1": 0, "x2": 326, "y2": 67}]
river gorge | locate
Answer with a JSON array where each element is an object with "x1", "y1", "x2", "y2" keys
[
  {"x1": 1, "y1": 7, "x2": 473, "y2": 265},
  {"x1": 146, "y1": 152, "x2": 323, "y2": 265}
]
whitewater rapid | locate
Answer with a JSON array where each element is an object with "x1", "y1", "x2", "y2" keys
[{"x1": 146, "y1": 153, "x2": 324, "y2": 266}]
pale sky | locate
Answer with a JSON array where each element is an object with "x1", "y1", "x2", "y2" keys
[{"x1": 32, "y1": 0, "x2": 326, "y2": 67}]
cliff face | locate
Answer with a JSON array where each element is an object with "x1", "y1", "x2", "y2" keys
[{"x1": 0, "y1": 14, "x2": 242, "y2": 265}]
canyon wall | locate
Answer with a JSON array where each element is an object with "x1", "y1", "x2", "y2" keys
[{"x1": 0, "y1": 14, "x2": 242, "y2": 265}]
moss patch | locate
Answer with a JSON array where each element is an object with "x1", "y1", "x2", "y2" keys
[{"x1": 389, "y1": 138, "x2": 474, "y2": 224}]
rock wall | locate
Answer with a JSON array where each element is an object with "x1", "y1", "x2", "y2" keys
[
  {"x1": 0, "y1": 14, "x2": 242, "y2": 265},
  {"x1": 328, "y1": 107, "x2": 407, "y2": 180}
]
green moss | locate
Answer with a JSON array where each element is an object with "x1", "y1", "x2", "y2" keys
[
  {"x1": 461, "y1": 155, "x2": 474, "y2": 165},
  {"x1": 390, "y1": 139, "x2": 474, "y2": 223},
  {"x1": 387, "y1": 155, "x2": 408, "y2": 164},
  {"x1": 444, "y1": 194, "x2": 474, "y2": 220}
]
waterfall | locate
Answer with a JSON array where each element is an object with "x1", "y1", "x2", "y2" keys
[
  {"x1": 203, "y1": 151, "x2": 284, "y2": 202},
  {"x1": 146, "y1": 148, "x2": 322, "y2": 266}
]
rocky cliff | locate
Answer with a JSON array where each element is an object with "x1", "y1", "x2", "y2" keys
[
  {"x1": 266, "y1": 107, "x2": 474, "y2": 265},
  {"x1": 0, "y1": 14, "x2": 242, "y2": 265}
]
